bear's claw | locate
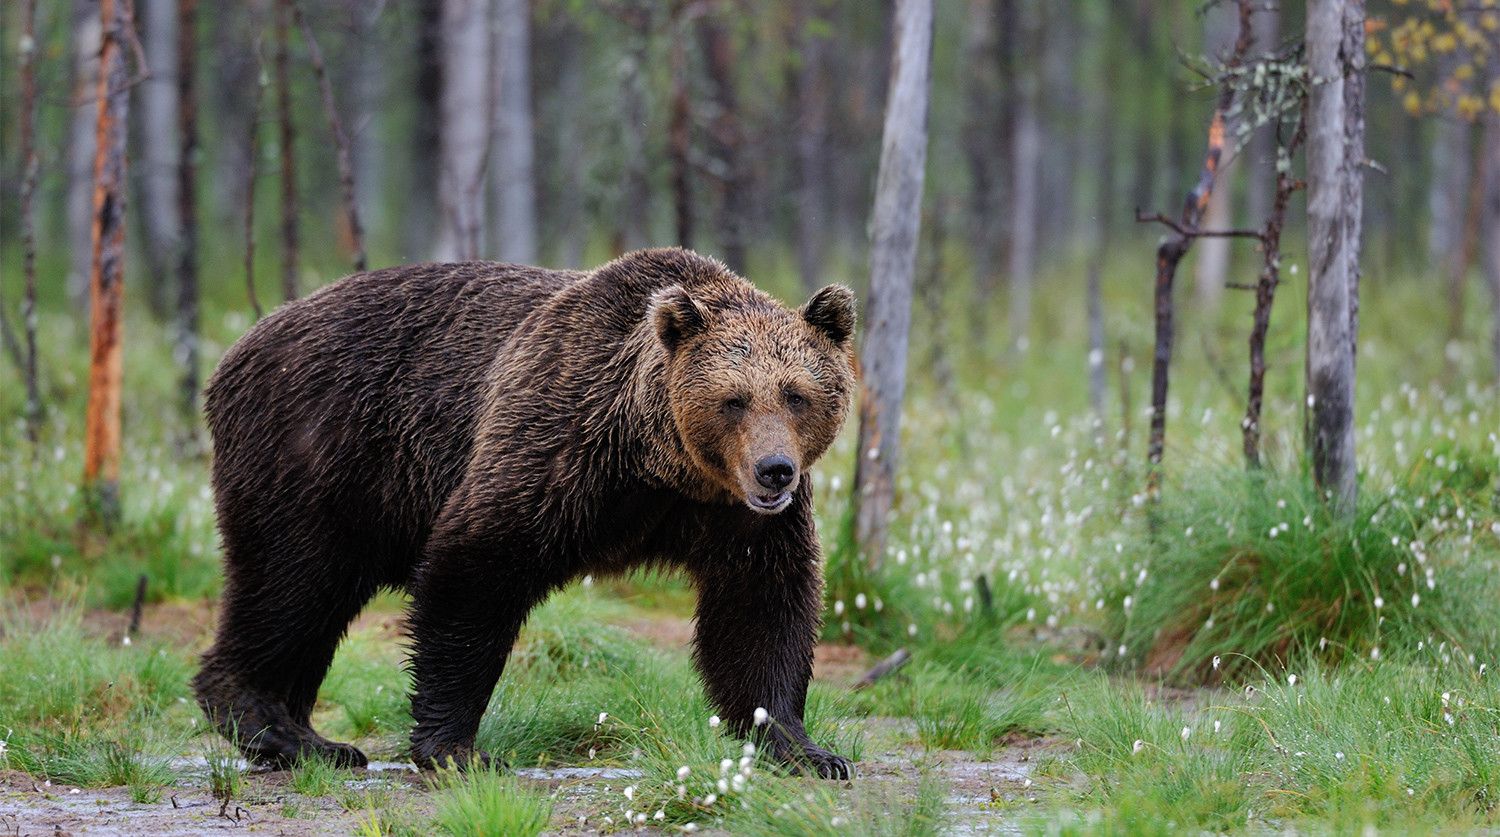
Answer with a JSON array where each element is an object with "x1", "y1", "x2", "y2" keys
[{"x1": 775, "y1": 742, "x2": 854, "y2": 780}]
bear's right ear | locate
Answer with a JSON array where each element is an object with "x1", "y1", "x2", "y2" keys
[
  {"x1": 801, "y1": 284, "x2": 856, "y2": 347},
  {"x1": 649, "y1": 286, "x2": 708, "y2": 353}
]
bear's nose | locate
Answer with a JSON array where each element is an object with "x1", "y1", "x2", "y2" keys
[{"x1": 755, "y1": 455, "x2": 796, "y2": 491}]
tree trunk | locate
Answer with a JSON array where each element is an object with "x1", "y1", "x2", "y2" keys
[
  {"x1": 207, "y1": 0, "x2": 255, "y2": 226},
  {"x1": 1429, "y1": 117, "x2": 1472, "y2": 342},
  {"x1": 853, "y1": 0, "x2": 932, "y2": 573},
  {"x1": 19, "y1": 0, "x2": 43, "y2": 444},
  {"x1": 491, "y1": 0, "x2": 537, "y2": 263},
  {"x1": 294, "y1": 1, "x2": 367, "y2": 273},
  {"x1": 68, "y1": 0, "x2": 103, "y2": 310},
  {"x1": 1483, "y1": 56, "x2": 1500, "y2": 381},
  {"x1": 1005, "y1": 0, "x2": 1041, "y2": 353},
  {"x1": 961, "y1": 0, "x2": 1001, "y2": 301},
  {"x1": 616, "y1": 3, "x2": 653, "y2": 253},
  {"x1": 699, "y1": 10, "x2": 747, "y2": 272},
  {"x1": 551, "y1": 25, "x2": 585, "y2": 267},
  {"x1": 1193, "y1": 3, "x2": 1244, "y2": 318},
  {"x1": 176, "y1": 0, "x2": 200, "y2": 422},
  {"x1": 352, "y1": 3, "x2": 385, "y2": 238},
  {"x1": 794, "y1": 0, "x2": 831, "y2": 294},
  {"x1": 1242, "y1": 2, "x2": 1280, "y2": 227},
  {"x1": 275, "y1": 0, "x2": 299, "y2": 299},
  {"x1": 84, "y1": 0, "x2": 132, "y2": 525},
  {"x1": 1194, "y1": 156, "x2": 1235, "y2": 315},
  {"x1": 407, "y1": 0, "x2": 443, "y2": 258},
  {"x1": 1304, "y1": 0, "x2": 1362, "y2": 513},
  {"x1": 1144, "y1": 0, "x2": 1252, "y2": 498},
  {"x1": 1087, "y1": 256, "x2": 1106, "y2": 423},
  {"x1": 698, "y1": 10, "x2": 748, "y2": 273},
  {"x1": 138, "y1": 0, "x2": 180, "y2": 318},
  {"x1": 668, "y1": 0, "x2": 694, "y2": 250},
  {"x1": 433, "y1": 0, "x2": 491, "y2": 260}
]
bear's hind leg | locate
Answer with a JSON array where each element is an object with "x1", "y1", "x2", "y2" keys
[{"x1": 194, "y1": 541, "x2": 373, "y2": 769}]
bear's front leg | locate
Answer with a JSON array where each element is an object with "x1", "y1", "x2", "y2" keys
[
  {"x1": 407, "y1": 518, "x2": 551, "y2": 770},
  {"x1": 687, "y1": 500, "x2": 853, "y2": 780}
]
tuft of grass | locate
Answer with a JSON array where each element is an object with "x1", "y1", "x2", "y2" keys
[
  {"x1": 203, "y1": 739, "x2": 244, "y2": 803},
  {"x1": 288, "y1": 754, "x2": 353, "y2": 797},
  {"x1": 429, "y1": 765, "x2": 553, "y2": 837},
  {"x1": 1103, "y1": 464, "x2": 1500, "y2": 683}
]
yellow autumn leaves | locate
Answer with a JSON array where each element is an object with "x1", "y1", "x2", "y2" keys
[{"x1": 1369, "y1": 0, "x2": 1500, "y2": 119}]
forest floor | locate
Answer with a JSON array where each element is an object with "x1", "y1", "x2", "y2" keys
[{"x1": 0, "y1": 596, "x2": 1059, "y2": 836}]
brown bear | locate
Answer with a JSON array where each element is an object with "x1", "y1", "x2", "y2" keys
[{"x1": 193, "y1": 248, "x2": 856, "y2": 779}]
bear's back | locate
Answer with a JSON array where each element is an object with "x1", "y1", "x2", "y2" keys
[{"x1": 205, "y1": 262, "x2": 579, "y2": 574}]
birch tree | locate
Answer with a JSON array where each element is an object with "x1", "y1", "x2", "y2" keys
[
  {"x1": 1484, "y1": 57, "x2": 1500, "y2": 382},
  {"x1": 434, "y1": 0, "x2": 491, "y2": 261},
  {"x1": 492, "y1": 0, "x2": 537, "y2": 263},
  {"x1": 68, "y1": 0, "x2": 103, "y2": 309},
  {"x1": 794, "y1": 0, "x2": 832, "y2": 293},
  {"x1": 853, "y1": 0, "x2": 933, "y2": 572},
  {"x1": 1005, "y1": 0, "x2": 1042, "y2": 353},
  {"x1": 138, "y1": 0, "x2": 180, "y2": 316},
  {"x1": 1304, "y1": 0, "x2": 1364, "y2": 513},
  {"x1": 18, "y1": 0, "x2": 43, "y2": 444}
]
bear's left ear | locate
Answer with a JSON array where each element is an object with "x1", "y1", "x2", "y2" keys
[
  {"x1": 801, "y1": 284, "x2": 856, "y2": 347},
  {"x1": 649, "y1": 285, "x2": 708, "y2": 353}
]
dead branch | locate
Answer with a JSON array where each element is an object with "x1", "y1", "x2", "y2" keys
[
  {"x1": 127, "y1": 574, "x2": 148, "y2": 636},
  {"x1": 244, "y1": 40, "x2": 266, "y2": 321},
  {"x1": 1134, "y1": 210, "x2": 1265, "y2": 241},
  {"x1": 1243, "y1": 111, "x2": 1307, "y2": 468},
  {"x1": 292, "y1": 0, "x2": 367, "y2": 273},
  {"x1": 852, "y1": 648, "x2": 912, "y2": 691},
  {"x1": 1143, "y1": 0, "x2": 1255, "y2": 500}
]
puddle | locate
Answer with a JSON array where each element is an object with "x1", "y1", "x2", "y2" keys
[{"x1": 515, "y1": 766, "x2": 644, "y2": 781}]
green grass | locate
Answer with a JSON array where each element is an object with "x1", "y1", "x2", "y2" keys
[
  {"x1": 1101, "y1": 459, "x2": 1500, "y2": 684},
  {"x1": 0, "y1": 606, "x2": 196, "y2": 791},
  {"x1": 1035, "y1": 654, "x2": 1500, "y2": 833},
  {"x1": 429, "y1": 765, "x2": 554, "y2": 837}
]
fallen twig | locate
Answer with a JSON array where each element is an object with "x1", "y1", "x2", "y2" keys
[{"x1": 852, "y1": 648, "x2": 911, "y2": 691}]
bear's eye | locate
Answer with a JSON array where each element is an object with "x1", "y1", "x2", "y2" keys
[
  {"x1": 723, "y1": 396, "x2": 749, "y2": 414},
  {"x1": 784, "y1": 390, "x2": 807, "y2": 409}
]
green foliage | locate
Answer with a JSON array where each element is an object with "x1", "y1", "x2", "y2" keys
[
  {"x1": 1039, "y1": 656, "x2": 1500, "y2": 832},
  {"x1": 1102, "y1": 461, "x2": 1500, "y2": 683},
  {"x1": 0, "y1": 606, "x2": 195, "y2": 790},
  {"x1": 429, "y1": 766, "x2": 554, "y2": 837},
  {"x1": 288, "y1": 754, "x2": 354, "y2": 797}
]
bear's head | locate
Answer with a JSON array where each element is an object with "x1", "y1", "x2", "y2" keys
[{"x1": 650, "y1": 281, "x2": 856, "y2": 514}]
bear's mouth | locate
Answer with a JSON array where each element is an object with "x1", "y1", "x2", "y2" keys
[{"x1": 747, "y1": 490, "x2": 793, "y2": 514}]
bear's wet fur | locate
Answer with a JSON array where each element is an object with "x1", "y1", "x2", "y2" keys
[{"x1": 193, "y1": 248, "x2": 857, "y2": 778}]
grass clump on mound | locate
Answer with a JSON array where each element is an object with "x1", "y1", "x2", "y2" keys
[{"x1": 1103, "y1": 457, "x2": 1499, "y2": 684}]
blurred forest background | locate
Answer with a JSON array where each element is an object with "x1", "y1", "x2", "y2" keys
[{"x1": 1, "y1": 0, "x2": 1496, "y2": 354}]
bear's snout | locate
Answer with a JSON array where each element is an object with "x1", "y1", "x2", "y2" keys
[{"x1": 754, "y1": 454, "x2": 796, "y2": 491}]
